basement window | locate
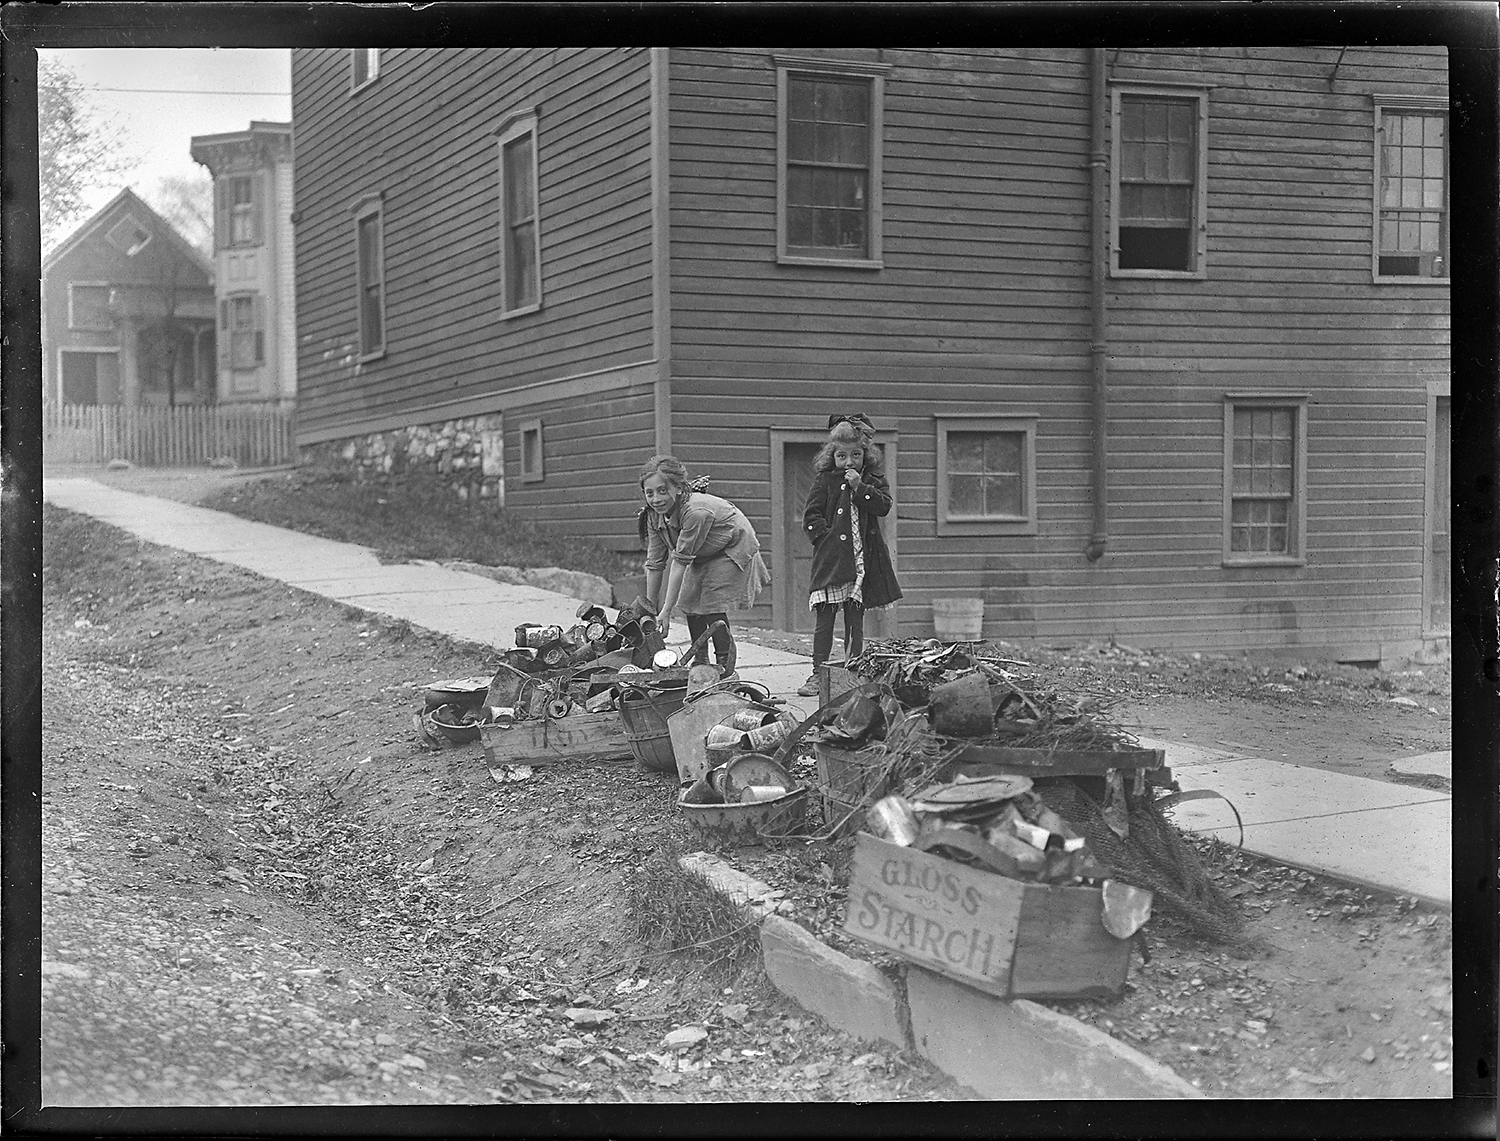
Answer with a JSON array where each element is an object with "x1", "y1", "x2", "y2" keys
[{"x1": 520, "y1": 418, "x2": 544, "y2": 483}]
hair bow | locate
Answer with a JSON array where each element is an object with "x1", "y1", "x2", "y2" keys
[
  {"x1": 688, "y1": 475, "x2": 711, "y2": 492},
  {"x1": 828, "y1": 413, "x2": 874, "y2": 432}
]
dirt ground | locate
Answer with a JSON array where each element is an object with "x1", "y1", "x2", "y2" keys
[{"x1": 37, "y1": 487, "x2": 1453, "y2": 1104}]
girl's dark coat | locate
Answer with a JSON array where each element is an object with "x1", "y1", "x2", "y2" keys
[{"x1": 802, "y1": 468, "x2": 903, "y2": 609}]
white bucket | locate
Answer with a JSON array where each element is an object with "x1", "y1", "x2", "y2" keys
[{"x1": 931, "y1": 597, "x2": 985, "y2": 641}]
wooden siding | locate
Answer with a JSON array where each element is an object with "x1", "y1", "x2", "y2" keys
[
  {"x1": 666, "y1": 46, "x2": 1448, "y2": 654},
  {"x1": 291, "y1": 48, "x2": 657, "y2": 440},
  {"x1": 500, "y1": 384, "x2": 658, "y2": 552}
]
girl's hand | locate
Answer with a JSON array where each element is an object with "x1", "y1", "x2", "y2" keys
[{"x1": 844, "y1": 469, "x2": 861, "y2": 489}]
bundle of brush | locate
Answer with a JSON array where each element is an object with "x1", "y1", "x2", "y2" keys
[
  {"x1": 1030, "y1": 777, "x2": 1245, "y2": 944},
  {"x1": 845, "y1": 639, "x2": 1029, "y2": 708},
  {"x1": 926, "y1": 669, "x2": 1140, "y2": 752}
]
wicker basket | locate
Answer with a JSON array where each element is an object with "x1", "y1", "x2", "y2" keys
[{"x1": 619, "y1": 685, "x2": 687, "y2": 773}]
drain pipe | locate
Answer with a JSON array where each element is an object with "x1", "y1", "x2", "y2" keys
[{"x1": 1085, "y1": 47, "x2": 1110, "y2": 563}]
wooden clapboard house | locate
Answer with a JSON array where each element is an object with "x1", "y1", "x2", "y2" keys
[{"x1": 289, "y1": 47, "x2": 1450, "y2": 659}]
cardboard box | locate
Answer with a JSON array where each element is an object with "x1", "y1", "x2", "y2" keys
[
  {"x1": 842, "y1": 833, "x2": 1131, "y2": 1000},
  {"x1": 480, "y1": 712, "x2": 632, "y2": 766}
]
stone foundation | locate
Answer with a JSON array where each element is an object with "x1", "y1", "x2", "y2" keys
[{"x1": 301, "y1": 413, "x2": 506, "y2": 504}]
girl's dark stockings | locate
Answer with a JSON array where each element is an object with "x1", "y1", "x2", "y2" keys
[{"x1": 812, "y1": 600, "x2": 864, "y2": 668}]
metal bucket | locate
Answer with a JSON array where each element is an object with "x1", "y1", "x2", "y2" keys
[
  {"x1": 666, "y1": 691, "x2": 777, "y2": 784},
  {"x1": 677, "y1": 783, "x2": 809, "y2": 846}
]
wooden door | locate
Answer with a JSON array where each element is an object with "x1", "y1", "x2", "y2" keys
[
  {"x1": 1425, "y1": 395, "x2": 1450, "y2": 634},
  {"x1": 782, "y1": 442, "x2": 821, "y2": 633},
  {"x1": 772, "y1": 431, "x2": 900, "y2": 636}
]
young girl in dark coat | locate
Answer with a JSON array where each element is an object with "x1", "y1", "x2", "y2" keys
[{"x1": 797, "y1": 414, "x2": 903, "y2": 696}]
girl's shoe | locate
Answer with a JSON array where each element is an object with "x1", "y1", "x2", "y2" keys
[{"x1": 796, "y1": 672, "x2": 820, "y2": 697}]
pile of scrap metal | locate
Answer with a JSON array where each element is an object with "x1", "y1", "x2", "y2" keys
[{"x1": 413, "y1": 597, "x2": 670, "y2": 747}]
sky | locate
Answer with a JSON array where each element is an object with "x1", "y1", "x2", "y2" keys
[{"x1": 40, "y1": 47, "x2": 292, "y2": 223}]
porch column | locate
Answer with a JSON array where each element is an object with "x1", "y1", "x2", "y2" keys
[{"x1": 118, "y1": 317, "x2": 141, "y2": 406}]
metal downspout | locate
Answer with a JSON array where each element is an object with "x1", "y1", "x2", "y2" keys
[{"x1": 1086, "y1": 47, "x2": 1110, "y2": 563}]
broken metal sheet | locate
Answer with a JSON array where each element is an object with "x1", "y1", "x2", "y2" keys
[{"x1": 1100, "y1": 879, "x2": 1154, "y2": 939}]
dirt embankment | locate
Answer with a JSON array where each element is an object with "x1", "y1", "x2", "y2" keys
[{"x1": 40, "y1": 506, "x2": 969, "y2": 1105}]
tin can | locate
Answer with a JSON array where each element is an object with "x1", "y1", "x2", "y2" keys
[
  {"x1": 729, "y1": 709, "x2": 777, "y2": 731},
  {"x1": 742, "y1": 720, "x2": 790, "y2": 751},
  {"x1": 867, "y1": 795, "x2": 920, "y2": 847},
  {"x1": 705, "y1": 725, "x2": 750, "y2": 750},
  {"x1": 739, "y1": 784, "x2": 789, "y2": 804}
]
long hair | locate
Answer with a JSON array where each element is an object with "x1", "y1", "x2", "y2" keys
[
  {"x1": 813, "y1": 418, "x2": 883, "y2": 478},
  {"x1": 636, "y1": 455, "x2": 709, "y2": 546}
]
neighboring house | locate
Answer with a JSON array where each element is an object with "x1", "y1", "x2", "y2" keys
[
  {"x1": 190, "y1": 120, "x2": 298, "y2": 407},
  {"x1": 288, "y1": 47, "x2": 1450, "y2": 659},
  {"x1": 41, "y1": 188, "x2": 217, "y2": 406}
]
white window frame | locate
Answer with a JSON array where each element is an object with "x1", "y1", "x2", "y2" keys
[
  {"x1": 497, "y1": 110, "x2": 543, "y2": 318},
  {"x1": 1372, "y1": 94, "x2": 1449, "y2": 285},
  {"x1": 350, "y1": 49, "x2": 381, "y2": 94},
  {"x1": 935, "y1": 414, "x2": 1039, "y2": 537},
  {"x1": 1110, "y1": 83, "x2": 1210, "y2": 280},
  {"x1": 353, "y1": 194, "x2": 387, "y2": 361},
  {"x1": 774, "y1": 55, "x2": 888, "y2": 269},
  {"x1": 1222, "y1": 394, "x2": 1308, "y2": 567},
  {"x1": 105, "y1": 214, "x2": 152, "y2": 256},
  {"x1": 67, "y1": 282, "x2": 113, "y2": 331},
  {"x1": 519, "y1": 418, "x2": 544, "y2": 483}
]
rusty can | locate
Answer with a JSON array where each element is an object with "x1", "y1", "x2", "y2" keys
[
  {"x1": 738, "y1": 784, "x2": 789, "y2": 804},
  {"x1": 742, "y1": 719, "x2": 790, "y2": 752},
  {"x1": 729, "y1": 709, "x2": 777, "y2": 731},
  {"x1": 867, "y1": 795, "x2": 920, "y2": 847},
  {"x1": 705, "y1": 724, "x2": 750, "y2": 750}
]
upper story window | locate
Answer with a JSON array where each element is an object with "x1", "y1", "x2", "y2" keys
[
  {"x1": 106, "y1": 214, "x2": 152, "y2": 256},
  {"x1": 1222, "y1": 395, "x2": 1307, "y2": 566},
  {"x1": 353, "y1": 196, "x2": 386, "y2": 359},
  {"x1": 497, "y1": 112, "x2": 542, "y2": 317},
  {"x1": 935, "y1": 415, "x2": 1039, "y2": 537},
  {"x1": 1373, "y1": 97, "x2": 1448, "y2": 282},
  {"x1": 775, "y1": 56, "x2": 888, "y2": 268},
  {"x1": 68, "y1": 283, "x2": 112, "y2": 330},
  {"x1": 218, "y1": 174, "x2": 262, "y2": 249},
  {"x1": 1111, "y1": 85, "x2": 1209, "y2": 278},
  {"x1": 351, "y1": 49, "x2": 380, "y2": 93}
]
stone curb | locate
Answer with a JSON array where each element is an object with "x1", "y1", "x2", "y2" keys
[{"x1": 680, "y1": 851, "x2": 1204, "y2": 1100}]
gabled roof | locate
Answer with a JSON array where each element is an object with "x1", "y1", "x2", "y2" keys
[{"x1": 42, "y1": 187, "x2": 214, "y2": 280}]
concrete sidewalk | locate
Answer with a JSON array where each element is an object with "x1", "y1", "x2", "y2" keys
[{"x1": 45, "y1": 476, "x2": 1450, "y2": 906}]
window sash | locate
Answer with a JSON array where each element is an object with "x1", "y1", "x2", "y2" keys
[
  {"x1": 499, "y1": 121, "x2": 541, "y2": 314},
  {"x1": 228, "y1": 295, "x2": 262, "y2": 369},
  {"x1": 1224, "y1": 399, "x2": 1304, "y2": 562},
  {"x1": 945, "y1": 430, "x2": 1026, "y2": 519},
  {"x1": 1377, "y1": 110, "x2": 1447, "y2": 265},
  {"x1": 1111, "y1": 86, "x2": 1208, "y2": 277},
  {"x1": 356, "y1": 209, "x2": 385, "y2": 356},
  {"x1": 351, "y1": 49, "x2": 379, "y2": 91},
  {"x1": 785, "y1": 74, "x2": 872, "y2": 258}
]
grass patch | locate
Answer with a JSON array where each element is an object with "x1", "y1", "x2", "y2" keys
[
  {"x1": 625, "y1": 840, "x2": 764, "y2": 981},
  {"x1": 200, "y1": 469, "x2": 643, "y2": 580}
]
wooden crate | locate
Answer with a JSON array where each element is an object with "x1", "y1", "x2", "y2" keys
[
  {"x1": 480, "y1": 713, "x2": 632, "y2": 766},
  {"x1": 817, "y1": 664, "x2": 861, "y2": 707},
  {"x1": 842, "y1": 833, "x2": 1130, "y2": 1000}
]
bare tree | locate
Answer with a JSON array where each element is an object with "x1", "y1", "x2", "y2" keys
[
  {"x1": 135, "y1": 239, "x2": 210, "y2": 408},
  {"x1": 39, "y1": 56, "x2": 131, "y2": 248},
  {"x1": 145, "y1": 171, "x2": 214, "y2": 260}
]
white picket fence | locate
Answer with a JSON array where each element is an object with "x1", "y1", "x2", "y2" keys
[{"x1": 43, "y1": 402, "x2": 297, "y2": 469}]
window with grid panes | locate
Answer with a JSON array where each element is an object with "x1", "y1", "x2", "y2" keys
[
  {"x1": 785, "y1": 74, "x2": 872, "y2": 257},
  {"x1": 1117, "y1": 93, "x2": 1199, "y2": 271},
  {"x1": 228, "y1": 176, "x2": 258, "y2": 246},
  {"x1": 1376, "y1": 107, "x2": 1447, "y2": 279},
  {"x1": 1229, "y1": 406, "x2": 1296, "y2": 556},
  {"x1": 226, "y1": 294, "x2": 263, "y2": 368},
  {"x1": 947, "y1": 431, "x2": 1024, "y2": 520}
]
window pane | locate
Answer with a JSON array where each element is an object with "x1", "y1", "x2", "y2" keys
[
  {"x1": 787, "y1": 203, "x2": 814, "y2": 246},
  {"x1": 840, "y1": 124, "x2": 867, "y2": 165},
  {"x1": 358, "y1": 216, "x2": 380, "y2": 283},
  {"x1": 813, "y1": 205, "x2": 839, "y2": 247},
  {"x1": 985, "y1": 475, "x2": 1022, "y2": 516},
  {"x1": 812, "y1": 167, "x2": 838, "y2": 208},
  {"x1": 1270, "y1": 409, "x2": 1291, "y2": 439},
  {"x1": 787, "y1": 120, "x2": 814, "y2": 162},
  {"x1": 1402, "y1": 116, "x2": 1423, "y2": 145},
  {"x1": 1399, "y1": 218, "x2": 1419, "y2": 248},
  {"x1": 505, "y1": 135, "x2": 534, "y2": 219},
  {"x1": 1420, "y1": 219, "x2": 1439, "y2": 250},
  {"x1": 983, "y1": 432, "x2": 1022, "y2": 475},
  {"x1": 1122, "y1": 98, "x2": 1143, "y2": 140},
  {"x1": 1144, "y1": 142, "x2": 1167, "y2": 181},
  {"x1": 1121, "y1": 141, "x2": 1144, "y2": 181},
  {"x1": 814, "y1": 122, "x2": 840, "y2": 162},
  {"x1": 835, "y1": 207, "x2": 865, "y2": 253},
  {"x1": 947, "y1": 432, "x2": 985, "y2": 473},
  {"x1": 1143, "y1": 100, "x2": 1167, "y2": 140},
  {"x1": 1423, "y1": 179, "x2": 1443, "y2": 209},
  {"x1": 788, "y1": 165, "x2": 813, "y2": 207},
  {"x1": 1167, "y1": 141, "x2": 1191, "y2": 182},
  {"x1": 843, "y1": 82, "x2": 869, "y2": 126},
  {"x1": 1271, "y1": 468, "x2": 1292, "y2": 495},
  {"x1": 949, "y1": 474, "x2": 984, "y2": 516},
  {"x1": 508, "y1": 222, "x2": 537, "y2": 307},
  {"x1": 788, "y1": 77, "x2": 813, "y2": 121}
]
